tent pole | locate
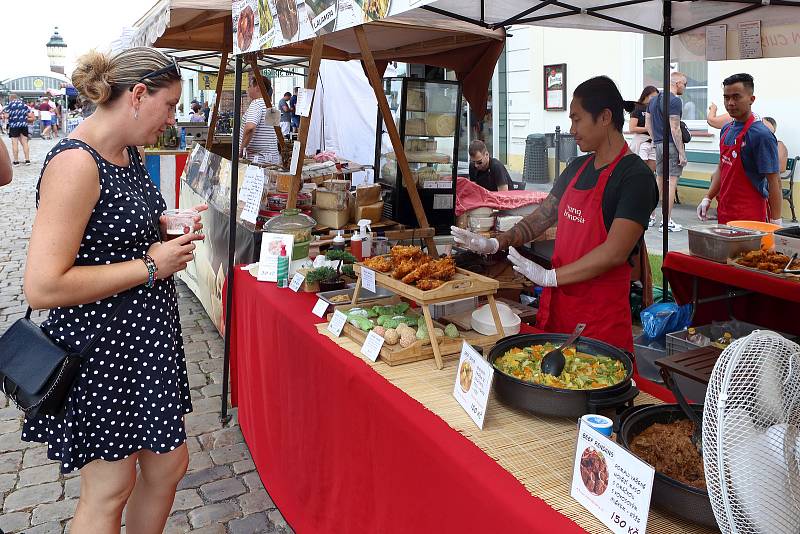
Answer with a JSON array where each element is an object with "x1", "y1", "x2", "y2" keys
[
  {"x1": 661, "y1": 0, "x2": 672, "y2": 300},
  {"x1": 354, "y1": 25, "x2": 438, "y2": 255},
  {"x1": 287, "y1": 37, "x2": 324, "y2": 210},
  {"x1": 248, "y1": 54, "x2": 287, "y2": 155},
  {"x1": 206, "y1": 50, "x2": 229, "y2": 151},
  {"x1": 221, "y1": 54, "x2": 243, "y2": 424}
]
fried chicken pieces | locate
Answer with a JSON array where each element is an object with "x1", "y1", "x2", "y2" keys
[
  {"x1": 362, "y1": 245, "x2": 456, "y2": 290},
  {"x1": 735, "y1": 249, "x2": 800, "y2": 274}
]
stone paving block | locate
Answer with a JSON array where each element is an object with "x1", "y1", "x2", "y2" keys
[
  {"x1": 233, "y1": 459, "x2": 255, "y2": 475},
  {"x1": 177, "y1": 466, "x2": 231, "y2": 490},
  {"x1": 211, "y1": 426, "x2": 244, "y2": 449},
  {"x1": 3, "y1": 481, "x2": 62, "y2": 512},
  {"x1": 199, "y1": 478, "x2": 247, "y2": 502},
  {"x1": 209, "y1": 372, "x2": 225, "y2": 384},
  {"x1": 191, "y1": 397, "x2": 222, "y2": 416},
  {"x1": 0, "y1": 418, "x2": 21, "y2": 434},
  {"x1": 0, "y1": 511, "x2": 30, "y2": 533},
  {"x1": 22, "y1": 446, "x2": 58, "y2": 469},
  {"x1": 0, "y1": 431, "x2": 27, "y2": 452},
  {"x1": 188, "y1": 373, "x2": 208, "y2": 389},
  {"x1": 268, "y1": 509, "x2": 291, "y2": 533},
  {"x1": 200, "y1": 384, "x2": 223, "y2": 398},
  {"x1": 64, "y1": 476, "x2": 80, "y2": 499},
  {"x1": 185, "y1": 436, "x2": 201, "y2": 454},
  {"x1": 238, "y1": 489, "x2": 275, "y2": 515},
  {"x1": 23, "y1": 521, "x2": 62, "y2": 534},
  {"x1": 243, "y1": 471, "x2": 265, "y2": 492},
  {"x1": 190, "y1": 389, "x2": 203, "y2": 401},
  {"x1": 210, "y1": 442, "x2": 250, "y2": 466},
  {"x1": 191, "y1": 332, "x2": 222, "y2": 342},
  {"x1": 0, "y1": 407, "x2": 22, "y2": 423},
  {"x1": 171, "y1": 488, "x2": 204, "y2": 512},
  {"x1": 18, "y1": 463, "x2": 60, "y2": 488},
  {"x1": 31, "y1": 498, "x2": 78, "y2": 525},
  {"x1": 199, "y1": 358, "x2": 223, "y2": 373},
  {"x1": 229, "y1": 512, "x2": 272, "y2": 534},
  {"x1": 188, "y1": 451, "x2": 213, "y2": 472},
  {"x1": 185, "y1": 412, "x2": 224, "y2": 437},
  {"x1": 163, "y1": 512, "x2": 190, "y2": 534},
  {"x1": 0, "y1": 472, "x2": 17, "y2": 493},
  {"x1": 183, "y1": 341, "x2": 209, "y2": 355},
  {"x1": 187, "y1": 501, "x2": 240, "y2": 528}
]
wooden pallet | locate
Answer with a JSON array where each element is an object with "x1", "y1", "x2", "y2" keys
[
  {"x1": 329, "y1": 297, "x2": 503, "y2": 366},
  {"x1": 352, "y1": 263, "x2": 505, "y2": 369}
]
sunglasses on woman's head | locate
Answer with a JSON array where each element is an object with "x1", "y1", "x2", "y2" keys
[{"x1": 130, "y1": 57, "x2": 180, "y2": 90}]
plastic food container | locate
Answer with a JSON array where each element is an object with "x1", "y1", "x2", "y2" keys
[
  {"x1": 581, "y1": 414, "x2": 613, "y2": 437},
  {"x1": 471, "y1": 302, "x2": 521, "y2": 336},
  {"x1": 687, "y1": 224, "x2": 765, "y2": 263},
  {"x1": 468, "y1": 216, "x2": 495, "y2": 232},
  {"x1": 262, "y1": 208, "x2": 316, "y2": 261},
  {"x1": 162, "y1": 209, "x2": 199, "y2": 238},
  {"x1": 727, "y1": 220, "x2": 781, "y2": 249},
  {"x1": 774, "y1": 226, "x2": 800, "y2": 257}
]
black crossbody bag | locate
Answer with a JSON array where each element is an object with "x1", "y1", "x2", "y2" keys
[
  {"x1": 0, "y1": 300, "x2": 128, "y2": 418},
  {"x1": 0, "y1": 146, "x2": 161, "y2": 418}
]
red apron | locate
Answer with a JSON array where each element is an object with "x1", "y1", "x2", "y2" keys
[
  {"x1": 536, "y1": 145, "x2": 634, "y2": 352},
  {"x1": 717, "y1": 115, "x2": 768, "y2": 224}
]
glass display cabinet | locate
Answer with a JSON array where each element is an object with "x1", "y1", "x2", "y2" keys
[{"x1": 374, "y1": 77, "x2": 463, "y2": 234}]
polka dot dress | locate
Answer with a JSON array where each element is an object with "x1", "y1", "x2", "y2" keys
[{"x1": 22, "y1": 139, "x2": 192, "y2": 473}]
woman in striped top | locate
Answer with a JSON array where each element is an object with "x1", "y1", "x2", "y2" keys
[{"x1": 240, "y1": 75, "x2": 281, "y2": 164}]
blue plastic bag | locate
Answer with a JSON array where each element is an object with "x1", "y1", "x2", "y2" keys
[{"x1": 640, "y1": 302, "x2": 693, "y2": 342}]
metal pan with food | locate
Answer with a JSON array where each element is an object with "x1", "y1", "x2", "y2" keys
[
  {"x1": 487, "y1": 333, "x2": 639, "y2": 418},
  {"x1": 616, "y1": 404, "x2": 716, "y2": 528}
]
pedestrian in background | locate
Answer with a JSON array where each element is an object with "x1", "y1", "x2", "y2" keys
[
  {"x1": 0, "y1": 138, "x2": 12, "y2": 185},
  {"x1": 628, "y1": 85, "x2": 658, "y2": 174},
  {"x1": 762, "y1": 116, "x2": 788, "y2": 174},
  {"x1": 2, "y1": 94, "x2": 32, "y2": 165},
  {"x1": 39, "y1": 96, "x2": 54, "y2": 139},
  {"x1": 290, "y1": 86, "x2": 300, "y2": 133},
  {"x1": 23, "y1": 46, "x2": 205, "y2": 534},
  {"x1": 240, "y1": 75, "x2": 281, "y2": 164},
  {"x1": 278, "y1": 91, "x2": 292, "y2": 137}
]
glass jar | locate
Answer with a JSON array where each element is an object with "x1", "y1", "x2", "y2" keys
[{"x1": 263, "y1": 208, "x2": 316, "y2": 261}]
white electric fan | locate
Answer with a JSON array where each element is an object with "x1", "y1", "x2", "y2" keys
[{"x1": 703, "y1": 330, "x2": 800, "y2": 534}]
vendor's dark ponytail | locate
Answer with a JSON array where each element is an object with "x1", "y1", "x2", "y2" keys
[{"x1": 573, "y1": 76, "x2": 630, "y2": 132}]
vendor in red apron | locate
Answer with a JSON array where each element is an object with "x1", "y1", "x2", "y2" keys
[
  {"x1": 697, "y1": 73, "x2": 782, "y2": 225},
  {"x1": 451, "y1": 76, "x2": 658, "y2": 352}
]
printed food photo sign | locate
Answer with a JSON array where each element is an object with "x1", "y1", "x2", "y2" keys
[{"x1": 234, "y1": 0, "x2": 437, "y2": 54}]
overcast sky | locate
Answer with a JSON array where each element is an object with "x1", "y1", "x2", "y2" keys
[{"x1": 0, "y1": 0, "x2": 154, "y2": 81}]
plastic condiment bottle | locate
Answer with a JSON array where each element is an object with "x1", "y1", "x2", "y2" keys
[
  {"x1": 277, "y1": 244, "x2": 289, "y2": 286},
  {"x1": 331, "y1": 230, "x2": 346, "y2": 251},
  {"x1": 351, "y1": 229, "x2": 363, "y2": 261},
  {"x1": 357, "y1": 219, "x2": 373, "y2": 259}
]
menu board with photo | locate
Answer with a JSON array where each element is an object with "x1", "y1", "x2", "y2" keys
[{"x1": 233, "y1": 0, "x2": 437, "y2": 54}]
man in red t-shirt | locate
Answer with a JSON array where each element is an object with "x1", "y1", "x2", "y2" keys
[{"x1": 38, "y1": 97, "x2": 54, "y2": 139}]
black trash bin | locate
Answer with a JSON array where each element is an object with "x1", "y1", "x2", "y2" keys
[
  {"x1": 523, "y1": 134, "x2": 548, "y2": 183},
  {"x1": 558, "y1": 134, "x2": 578, "y2": 163}
]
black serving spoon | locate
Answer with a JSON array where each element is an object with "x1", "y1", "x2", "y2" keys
[{"x1": 541, "y1": 323, "x2": 586, "y2": 377}]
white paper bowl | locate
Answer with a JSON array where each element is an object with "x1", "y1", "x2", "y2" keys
[
  {"x1": 471, "y1": 302, "x2": 521, "y2": 336},
  {"x1": 468, "y1": 216, "x2": 495, "y2": 231},
  {"x1": 466, "y1": 207, "x2": 494, "y2": 218}
]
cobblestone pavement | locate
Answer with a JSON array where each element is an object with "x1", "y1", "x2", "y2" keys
[{"x1": 0, "y1": 137, "x2": 292, "y2": 534}]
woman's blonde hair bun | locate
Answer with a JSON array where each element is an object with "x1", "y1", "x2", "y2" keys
[{"x1": 71, "y1": 50, "x2": 115, "y2": 105}]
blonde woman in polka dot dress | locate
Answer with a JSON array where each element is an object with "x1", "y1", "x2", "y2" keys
[{"x1": 23, "y1": 47, "x2": 206, "y2": 534}]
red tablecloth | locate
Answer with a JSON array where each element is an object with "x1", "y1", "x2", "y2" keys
[
  {"x1": 663, "y1": 252, "x2": 800, "y2": 336},
  {"x1": 229, "y1": 269, "x2": 587, "y2": 533}
]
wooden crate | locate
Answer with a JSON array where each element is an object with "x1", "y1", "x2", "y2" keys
[
  {"x1": 328, "y1": 298, "x2": 502, "y2": 366},
  {"x1": 353, "y1": 264, "x2": 499, "y2": 304},
  {"x1": 352, "y1": 262, "x2": 506, "y2": 369}
]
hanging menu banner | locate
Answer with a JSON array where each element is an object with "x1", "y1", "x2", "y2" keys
[
  {"x1": 739, "y1": 20, "x2": 763, "y2": 59},
  {"x1": 570, "y1": 421, "x2": 655, "y2": 534},
  {"x1": 233, "y1": 0, "x2": 437, "y2": 54},
  {"x1": 239, "y1": 165, "x2": 265, "y2": 224}
]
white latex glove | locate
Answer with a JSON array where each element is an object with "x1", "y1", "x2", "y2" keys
[
  {"x1": 507, "y1": 246, "x2": 557, "y2": 287},
  {"x1": 770, "y1": 218, "x2": 783, "y2": 226},
  {"x1": 450, "y1": 226, "x2": 499, "y2": 255},
  {"x1": 697, "y1": 197, "x2": 711, "y2": 220}
]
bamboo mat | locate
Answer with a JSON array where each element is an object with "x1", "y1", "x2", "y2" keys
[{"x1": 316, "y1": 324, "x2": 717, "y2": 534}]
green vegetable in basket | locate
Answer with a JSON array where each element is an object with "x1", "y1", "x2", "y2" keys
[
  {"x1": 382, "y1": 318, "x2": 400, "y2": 329},
  {"x1": 348, "y1": 316, "x2": 374, "y2": 331},
  {"x1": 444, "y1": 323, "x2": 459, "y2": 338},
  {"x1": 416, "y1": 323, "x2": 429, "y2": 340},
  {"x1": 376, "y1": 314, "x2": 394, "y2": 326},
  {"x1": 347, "y1": 308, "x2": 369, "y2": 318},
  {"x1": 371, "y1": 303, "x2": 410, "y2": 317},
  {"x1": 394, "y1": 315, "x2": 418, "y2": 327}
]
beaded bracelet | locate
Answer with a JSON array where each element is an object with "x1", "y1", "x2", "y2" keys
[{"x1": 141, "y1": 254, "x2": 158, "y2": 288}]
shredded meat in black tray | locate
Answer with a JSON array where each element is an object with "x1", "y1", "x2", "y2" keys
[{"x1": 629, "y1": 420, "x2": 706, "y2": 489}]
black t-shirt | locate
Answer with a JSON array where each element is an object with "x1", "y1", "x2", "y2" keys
[
  {"x1": 468, "y1": 157, "x2": 512, "y2": 191},
  {"x1": 631, "y1": 106, "x2": 646, "y2": 128},
  {"x1": 551, "y1": 153, "x2": 658, "y2": 232}
]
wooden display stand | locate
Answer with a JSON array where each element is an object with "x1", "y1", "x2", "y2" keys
[{"x1": 352, "y1": 264, "x2": 506, "y2": 369}]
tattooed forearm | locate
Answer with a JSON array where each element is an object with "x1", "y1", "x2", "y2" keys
[{"x1": 497, "y1": 194, "x2": 559, "y2": 250}]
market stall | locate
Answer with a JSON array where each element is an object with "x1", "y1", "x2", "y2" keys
[{"x1": 229, "y1": 269, "x2": 716, "y2": 534}]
